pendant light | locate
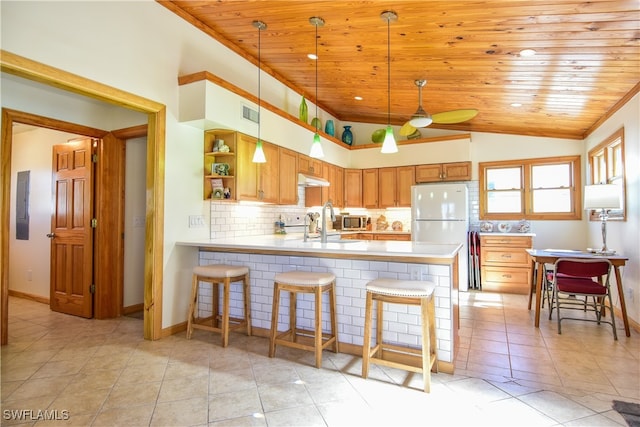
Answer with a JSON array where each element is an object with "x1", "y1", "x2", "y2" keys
[
  {"x1": 380, "y1": 10, "x2": 398, "y2": 154},
  {"x1": 252, "y1": 20, "x2": 267, "y2": 163},
  {"x1": 309, "y1": 16, "x2": 325, "y2": 159}
]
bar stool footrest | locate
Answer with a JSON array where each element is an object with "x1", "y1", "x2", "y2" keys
[
  {"x1": 368, "y1": 343, "x2": 438, "y2": 374},
  {"x1": 274, "y1": 328, "x2": 338, "y2": 352}
]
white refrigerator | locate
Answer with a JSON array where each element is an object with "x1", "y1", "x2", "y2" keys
[{"x1": 411, "y1": 183, "x2": 470, "y2": 291}]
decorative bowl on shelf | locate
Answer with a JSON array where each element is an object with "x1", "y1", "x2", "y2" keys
[
  {"x1": 517, "y1": 220, "x2": 531, "y2": 233},
  {"x1": 480, "y1": 222, "x2": 494, "y2": 232},
  {"x1": 497, "y1": 222, "x2": 512, "y2": 233}
]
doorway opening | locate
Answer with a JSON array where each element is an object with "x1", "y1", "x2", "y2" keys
[{"x1": 1, "y1": 51, "x2": 165, "y2": 344}]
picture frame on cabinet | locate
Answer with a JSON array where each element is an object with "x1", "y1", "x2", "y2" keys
[{"x1": 211, "y1": 163, "x2": 230, "y2": 176}]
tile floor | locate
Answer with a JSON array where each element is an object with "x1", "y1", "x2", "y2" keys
[{"x1": 1, "y1": 292, "x2": 638, "y2": 426}]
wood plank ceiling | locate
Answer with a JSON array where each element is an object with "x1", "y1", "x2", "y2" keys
[{"x1": 161, "y1": 0, "x2": 640, "y2": 140}]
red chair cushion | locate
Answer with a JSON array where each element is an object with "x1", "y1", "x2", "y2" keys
[{"x1": 556, "y1": 277, "x2": 606, "y2": 295}]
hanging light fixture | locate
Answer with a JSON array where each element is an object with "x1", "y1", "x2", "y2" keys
[
  {"x1": 309, "y1": 16, "x2": 325, "y2": 159},
  {"x1": 380, "y1": 10, "x2": 398, "y2": 154},
  {"x1": 252, "y1": 20, "x2": 267, "y2": 163}
]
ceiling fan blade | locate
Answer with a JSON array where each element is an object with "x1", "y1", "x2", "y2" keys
[
  {"x1": 399, "y1": 122, "x2": 417, "y2": 136},
  {"x1": 431, "y1": 109, "x2": 478, "y2": 124}
]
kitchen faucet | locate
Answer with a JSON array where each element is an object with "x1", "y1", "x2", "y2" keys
[
  {"x1": 320, "y1": 201, "x2": 336, "y2": 243},
  {"x1": 303, "y1": 213, "x2": 309, "y2": 242}
]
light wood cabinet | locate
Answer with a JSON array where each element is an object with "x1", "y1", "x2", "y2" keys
[
  {"x1": 374, "y1": 233, "x2": 411, "y2": 241},
  {"x1": 305, "y1": 162, "x2": 344, "y2": 208},
  {"x1": 305, "y1": 161, "x2": 328, "y2": 207},
  {"x1": 320, "y1": 163, "x2": 344, "y2": 208},
  {"x1": 415, "y1": 161, "x2": 471, "y2": 183},
  {"x1": 298, "y1": 154, "x2": 323, "y2": 177},
  {"x1": 235, "y1": 133, "x2": 258, "y2": 201},
  {"x1": 344, "y1": 169, "x2": 362, "y2": 207},
  {"x1": 203, "y1": 129, "x2": 237, "y2": 200},
  {"x1": 260, "y1": 142, "x2": 279, "y2": 203},
  {"x1": 332, "y1": 165, "x2": 344, "y2": 208},
  {"x1": 378, "y1": 166, "x2": 415, "y2": 208},
  {"x1": 236, "y1": 134, "x2": 279, "y2": 203},
  {"x1": 362, "y1": 168, "x2": 379, "y2": 208},
  {"x1": 342, "y1": 232, "x2": 410, "y2": 241},
  {"x1": 279, "y1": 147, "x2": 298, "y2": 205},
  {"x1": 480, "y1": 235, "x2": 533, "y2": 294},
  {"x1": 341, "y1": 233, "x2": 374, "y2": 240}
]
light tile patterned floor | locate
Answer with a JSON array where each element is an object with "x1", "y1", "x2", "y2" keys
[{"x1": 1, "y1": 292, "x2": 638, "y2": 426}]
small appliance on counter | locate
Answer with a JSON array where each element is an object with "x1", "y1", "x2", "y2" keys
[
  {"x1": 274, "y1": 215, "x2": 286, "y2": 234},
  {"x1": 332, "y1": 214, "x2": 368, "y2": 231}
]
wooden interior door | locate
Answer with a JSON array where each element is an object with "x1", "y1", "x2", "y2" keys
[{"x1": 49, "y1": 138, "x2": 95, "y2": 318}]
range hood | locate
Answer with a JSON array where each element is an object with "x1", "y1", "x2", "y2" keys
[{"x1": 298, "y1": 173, "x2": 329, "y2": 187}]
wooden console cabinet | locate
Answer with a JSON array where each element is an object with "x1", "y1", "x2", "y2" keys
[{"x1": 480, "y1": 234, "x2": 533, "y2": 294}]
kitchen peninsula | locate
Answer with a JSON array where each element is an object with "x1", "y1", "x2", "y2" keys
[{"x1": 177, "y1": 236, "x2": 463, "y2": 372}]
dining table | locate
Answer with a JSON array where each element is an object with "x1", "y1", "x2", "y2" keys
[{"x1": 526, "y1": 249, "x2": 631, "y2": 337}]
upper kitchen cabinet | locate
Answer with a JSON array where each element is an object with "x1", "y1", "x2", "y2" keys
[
  {"x1": 331, "y1": 165, "x2": 344, "y2": 208},
  {"x1": 260, "y1": 142, "x2": 280, "y2": 204},
  {"x1": 236, "y1": 133, "x2": 279, "y2": 203},
  {"x1": 279, "y1": 147, "x2": 298, "y2": 205},
  {"x1": 378, "y1": 166, "x2": 415, "y2": 208},
  {"x1": 298, "y1": 154, "x2": 323, "y2": 177},
  {"x1": 344, "y1": 169, "x2": 362, "y2": 208},
  {"x1": 203, "y1": 129, "x2": 237, "y2": 200},
  {"x1": 325, "y1": 163, "x2": 345, "y2": 208},
  {"x1": 362, "y1": 168, "x2": 379, "y2": 209},
  {"x1": 306, "y1": 162, "x2": 344, "y2": 208},
  {"x1": 415, "y1": 161, "x2": 471, "y2": 183}
]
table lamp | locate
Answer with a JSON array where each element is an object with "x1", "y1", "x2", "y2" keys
[{"x1": 583, "y1": 184, "x2": 621, "y2": 254}]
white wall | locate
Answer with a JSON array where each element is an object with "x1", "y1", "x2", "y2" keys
[
  {"x1": 9, "y1": 128, "x2": 78, "y2": 297},
  {"x1": 2, "y1": 1, "x2": 637, "y2": 328},
  {"x1": 584, "y1": 93, "x2": 640, "y2": 323},
  {"x1": 123, "y1": 137, "x2": 147, "y2": 308}
]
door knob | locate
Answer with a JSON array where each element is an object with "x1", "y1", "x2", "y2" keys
[{"x1": 46, "y1": 233, "x2": 55, "y2": 238}]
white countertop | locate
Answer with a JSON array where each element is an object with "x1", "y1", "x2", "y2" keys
[{"x1": 176, "y1": 234, "x2": 462, "y2": 260}]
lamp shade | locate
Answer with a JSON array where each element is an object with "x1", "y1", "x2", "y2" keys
[
  {"x1": 583, "y1": 184, "x2": 621, "y2": 210},
  {"x1": 380, "y1": 125, "x2": 398, "y2": 153},
  {"x1": 309, "y1": 133, "x2": 324, "y2": 158}
]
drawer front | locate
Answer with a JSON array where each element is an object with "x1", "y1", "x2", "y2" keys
[
  {"x1": 482, "y1": 267, "x2": 530, "y2": 284},
  {"x1": 481, "y1": 247, "x2": 530, "y2": 266},
  {"x1": 481, "y1": 266, "x2": 531, "y2": 294},
  {"x1": 480, "y1": 235, "x2": 532, "y2": 248}
]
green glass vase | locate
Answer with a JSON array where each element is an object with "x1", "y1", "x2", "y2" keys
[{"x1": 299, "y1": 96, "x2": 308, "y2": 123}]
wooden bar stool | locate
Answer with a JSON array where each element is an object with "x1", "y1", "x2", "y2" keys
[
  {"x1": 269, "y1": 271, "x2": 339, "y2": 368},
  {"x1": 186, "y1": 264, "x2": 251, "y2": 347},
  {"x1": 362, "y1": 278, "x2": 438, "y2": 393}
]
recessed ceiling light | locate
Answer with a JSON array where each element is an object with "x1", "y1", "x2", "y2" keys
[
  {"x1": 307, "y1": 53, "x2": 317, "y2": 60},
  {"x1": 519, "y1": 49, "x2": 536, "y2": 57},
  {"x1": 354, "y1": 96, "x2": 363, "y2": 101},
  {"x1": 511, "y1": 103, "x2": 522, "y2": 107}
]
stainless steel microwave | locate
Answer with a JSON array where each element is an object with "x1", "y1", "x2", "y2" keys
[{"x1": 333, "y1": 215, "x2": 368, "y2": 231}]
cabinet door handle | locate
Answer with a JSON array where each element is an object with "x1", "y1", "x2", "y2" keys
[
  {"x1": 501, "y1": 254, "x2": 512, "y2": 258},
  {"x1": 502, "y1": 274, "x2": 512, "y2": 278}
]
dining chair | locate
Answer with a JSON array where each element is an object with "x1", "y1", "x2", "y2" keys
[{"x1": 550, "y1": 258, "x2": 617, "y2": 339}]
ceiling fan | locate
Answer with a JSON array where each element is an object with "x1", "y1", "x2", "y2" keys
[{"x1": 401, "y1": 79, "x2": 478, "y2": 136}]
